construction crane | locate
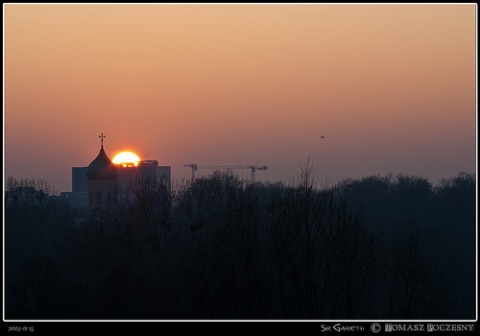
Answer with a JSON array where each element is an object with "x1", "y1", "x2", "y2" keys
[{"x1": 183, "y1": 164, "x2": 268, "y2": 182}]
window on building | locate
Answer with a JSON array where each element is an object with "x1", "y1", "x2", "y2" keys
[
  {"x1": 89, "y1": 192, "x2": 92, "y2": 205},
  {"x1": 107, "y1": 192, "x2": 112, "y2": 205},
  {"x1": 97, "y1": 191, "x2": 102, "y2": 205}
]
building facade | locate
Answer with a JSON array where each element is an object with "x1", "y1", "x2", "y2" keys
[
  {"x1": 86, "y1": 145, "x2": 118, "y2": 209},
  {"x1": 62, "y1": 139, "x2": 171, "y2": 210}
]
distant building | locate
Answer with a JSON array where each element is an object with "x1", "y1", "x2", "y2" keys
[
  {"x1": 117, "y1": 160, "x2": 171, "y2": 190},
  {"x1": 60, "y1": 135, "x2": 171, "y2": 211},
  {"x1": 86, "y1": 144, "x2": 118, "y2": 209},
  {"x1": 72, "y1": 167, "x2": 88, "y2": 192},
  {"x1": 60, "y1": 167, "x2": 90, "y2": 209}
]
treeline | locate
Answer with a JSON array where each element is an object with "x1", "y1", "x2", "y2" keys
[{"x1": 4, "y1": 166, "x2": 476, "y2": 319}]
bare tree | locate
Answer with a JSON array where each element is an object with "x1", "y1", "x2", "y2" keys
[{"x1": 380, "y1": 228, "x2": 452, "y2": 319}]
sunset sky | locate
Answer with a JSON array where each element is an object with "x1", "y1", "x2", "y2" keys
[{"x1": 4, "y1": 3, "x2": 477, "y2": 193}]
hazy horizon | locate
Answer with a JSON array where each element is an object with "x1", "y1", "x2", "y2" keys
[{"x1": 4, "y1": 3, "x2": 477, "y2": 193}]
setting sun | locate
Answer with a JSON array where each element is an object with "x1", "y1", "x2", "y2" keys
[{"x1": 112, "y1": 151, "x2": 141, "y2": 166}]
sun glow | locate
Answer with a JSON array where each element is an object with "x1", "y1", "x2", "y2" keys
[{"x1": 112, "y1": 151, "x2": 141, "y2": 167}]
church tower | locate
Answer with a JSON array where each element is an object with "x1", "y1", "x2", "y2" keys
[{"x1": 86, "y1": 133, "x2": 118, "y2": 209}]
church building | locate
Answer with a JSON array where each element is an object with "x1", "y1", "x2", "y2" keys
[
  {"x1": 86, "y1": 137, "x2": 118, "y2": 209},
  {"x1": 61, "y1": 133, "x2": 171, "y2": 210}
]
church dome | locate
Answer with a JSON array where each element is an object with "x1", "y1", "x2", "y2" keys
[{"x1": 87, "y1": 146, "x2": 118, "y2": 180}]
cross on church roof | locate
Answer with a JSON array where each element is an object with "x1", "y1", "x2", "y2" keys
[{"x1": 99, "y1": 133, "x2": 106, "y2": 147}]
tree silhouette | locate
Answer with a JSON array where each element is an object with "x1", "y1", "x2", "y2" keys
[{"x1": 4, "y1": 170, "x2": 475, "y2": 319}]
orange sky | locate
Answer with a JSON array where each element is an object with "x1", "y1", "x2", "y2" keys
[{"x1": 4, "y1": 4, "x2": 477, "y2": 192}]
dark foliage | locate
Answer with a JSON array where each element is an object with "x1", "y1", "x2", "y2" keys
[{"x1": 4, "y1": 170, "x2": 476, "y2": 319}]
